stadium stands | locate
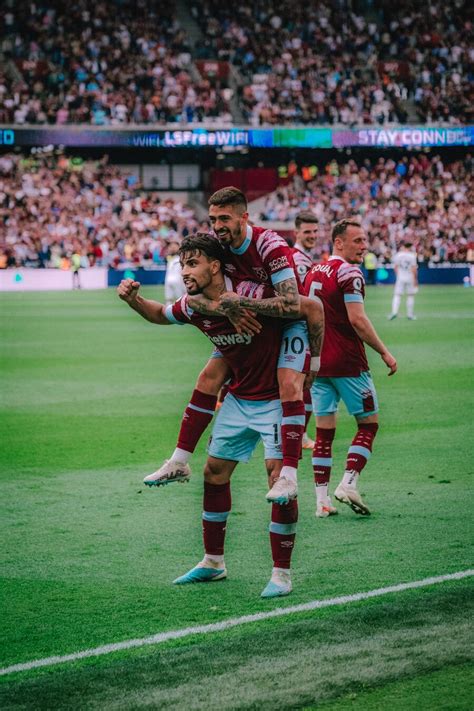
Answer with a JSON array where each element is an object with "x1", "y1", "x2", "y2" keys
[
  {"x1": 0, "y1": 152, "x2": 471, "y2": 268},
  {"x1": 0, "y1": 0, "x2": 231, "y2": 125},
  {"x1": 1, "y1": 0, "x2": 471, "y2": 125},
  {"x1": 0, "y1": 152, "x2": 206, "y2": 269},
  {"x1": 259, "y1": 153, "x2": 473, "y2": 263}
]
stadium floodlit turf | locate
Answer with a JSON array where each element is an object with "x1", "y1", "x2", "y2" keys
[{"x1": 1, "y1": 284, "x2": 473, "y2": 709}]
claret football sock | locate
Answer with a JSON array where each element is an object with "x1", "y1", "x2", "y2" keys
[
  {"x1": 202, "y1": 481, "x2": 231, "y2": 557},
  {"x1": 281, "y1": 400, "x2": 306, "y2": 470},
  {"x1": 269, "y1": 499, "x2": 298, "y2": 569},
  {"x1": 176, "y1": 389, "x2": 217, "y2": 455},
  {"x1": 313, "y1": 427, "x2": 336, "y2": 503},
  {"x1": 343, "y1": 422, "x2": 379, "y2": 482}
]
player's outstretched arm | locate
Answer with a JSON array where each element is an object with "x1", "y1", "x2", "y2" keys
[
  {"x1": 346, "y1": 301, "x2": 397, "y2": 376},
  {"x1": 117, "y1": 279, "x2": 171, "y2": 325},
  {"x1": 220, "y1": 277, "x2": 301, "y2": 319}
]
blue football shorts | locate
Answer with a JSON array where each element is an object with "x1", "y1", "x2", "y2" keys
[
  {"x1": 208, "y1": 393, "x2": 283, "y2": 462},
  {"x1": 311, "y1": 371, "x2": 379, "y2": 418},
  {"x1": 278, "y1": 319, "x2": 310, "y2": 372}
]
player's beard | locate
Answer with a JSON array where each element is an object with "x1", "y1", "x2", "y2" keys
[
  {"x1": 184, "y1": 282, "x2": 202, "y2": 295},
  {"x1": 215, "y1": 222, "x2": 242, "y2": 246}
]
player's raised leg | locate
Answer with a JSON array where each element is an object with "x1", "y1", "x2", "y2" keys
[
  {"x1": 173, "y1": 456, "x2": 235, "y2": 583},
  {"x1": 144, "y1": 357, "x2": 229, "y2": 486},
  {"x1": 267, "y1": 321, "x2": 309, "y2": 504}
]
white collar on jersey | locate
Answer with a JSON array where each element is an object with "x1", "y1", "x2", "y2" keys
[
  {"x1": 294, "y1": 243, "x2": 311, "y2": 257},
  {"x1": 328, "y1": 255, "x2": 346, "y2": 262},
  {"x1": 224, "y1": 275, "x2": 233, "y2": 291},
  {"x1": 230, "y1": 224, "x2": 252, "y2": 255}
]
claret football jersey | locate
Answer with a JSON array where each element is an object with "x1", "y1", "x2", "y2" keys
[
  {"x1": 304, "y1": 256, "x2": 369, "y2": 377},
  {"x1": 292, "y1": 244, "x2": 313, "y2": 284},
  {"x1": 165, "y1": 276, "x2": 282, "y2": 401},
  {"x1": 223, "y1": 224, "x2": 304, "y2": 294}
]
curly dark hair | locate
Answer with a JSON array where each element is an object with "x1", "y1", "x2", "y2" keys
[{"x1": 178, "y1": 233, "x2": 226, "y2": 267}]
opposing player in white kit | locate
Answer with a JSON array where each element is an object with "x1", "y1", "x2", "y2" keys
[
  {"x1": 164, "y1": 239, "x2": 186, "y2": 305},
  {"x1": 389, "y1": 242, "x2": 419, "y2": 321}
]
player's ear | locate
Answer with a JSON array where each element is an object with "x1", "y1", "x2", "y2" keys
[{"x1": 211, "y1": 259, "x2": 221, "y2": 275}]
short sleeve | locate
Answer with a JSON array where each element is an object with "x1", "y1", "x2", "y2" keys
[
  {"x1": 337, "y1": 263, "x2": 365, "y2": 304},
  {"x1": 164, "y1": 296, "x2": 193, "y2": 325},
  {"x1": 255, "y1": 229, "x2": 297, "y2": 286}
]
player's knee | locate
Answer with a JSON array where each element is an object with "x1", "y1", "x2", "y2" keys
[
  {"x1": 266, "y1": 459, "x2": 282, "y2": 487},
  {"x1": 278, "y1": 369, "x2": 304, "y2": 401},
  {"x1": 203, "y1": 458, "x2": 229, "y2": 485},
  {"x1": 356, "y1": 414, "x2": 379, "y2": 426},
  {"x1": 196, "y1": 362, "x2": 227, "y2": 396}
]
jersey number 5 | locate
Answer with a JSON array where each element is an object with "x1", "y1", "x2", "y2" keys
[{"x1": 308, "y1": 280, "x2": 324, "y2": 308}]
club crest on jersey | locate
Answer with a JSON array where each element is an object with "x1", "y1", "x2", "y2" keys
[
  {"x1": 202, "y1": 320, "x2": 212, "y2": 329},
  {"x1": 252, "y1": 267, "x2": 267, "y2": 281},
  {"x1": 224, "y1": 263, "x2": 236, "y2": 273}
]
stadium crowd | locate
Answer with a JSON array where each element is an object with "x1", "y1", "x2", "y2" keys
[
  {"x1": 0, "y1": 0, "x2": 471, "y2": 126},
  {"x1": 260, "y1": 153, "x2": 473, "y2": 264},
  {"x1": 0, "y1": 151, "x2": 472, "y2": 269},
  {"x1": 0, "y1": 152, "x2": 206, "y2": 269},
  {"x1": 0, "y1": 0, "x2": 232, "y2": 125}
]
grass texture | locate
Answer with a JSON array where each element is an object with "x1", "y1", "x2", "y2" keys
[{"x1": 1, "y1": 285, "x2": 473, "y2": 709}]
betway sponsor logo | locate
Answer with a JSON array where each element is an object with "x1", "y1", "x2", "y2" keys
[
  {"x1": 269, "y1": 256, "x2": 289, "y2": 271},
  {"x1": 209, "y1": 333, "x2": 252, "y2": 346},
  {"x1": 311, "y1": 264, "x2": 333, "y2": 277}
]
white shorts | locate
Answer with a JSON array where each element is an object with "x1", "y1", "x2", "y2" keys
[
  {"x1": 394, "y1": 279, "x2": 417, "y2": 296},
  {"x1": 208, "y1": 394, "x2": 282, "y2": 462}
]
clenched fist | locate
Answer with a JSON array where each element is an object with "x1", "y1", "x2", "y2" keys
[{"x1": 117, "y1": 278, "x2": 141, "y2": 304}]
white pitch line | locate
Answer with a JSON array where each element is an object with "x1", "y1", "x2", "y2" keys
[{"x1": 1, "y1": 569, "x2": 473, "y2": 677}]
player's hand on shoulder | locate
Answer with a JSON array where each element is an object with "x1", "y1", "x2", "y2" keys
[
  {"x1": 229, "y1": 308, "x2": 262, "y2": 336},
  {"x1": 382, "y1": 350, "x2": 397, "y2": 376},
  {"x1": 117, "y1": 278, "x2": 141, "y2": 304}
]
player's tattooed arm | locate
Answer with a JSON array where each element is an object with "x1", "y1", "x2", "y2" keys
[
  {"x1": 299, "y1": 296, "x2": 324, "y2": 359},
  {"x1": 220, "y1": 277, "x2": 301, "y2": 318},
  {"x1": 187, "y1": 294, "x2": 262, "y2": 335},
  {"x1": 186, "y1": 293, "x2": 223, "y2": 316}
]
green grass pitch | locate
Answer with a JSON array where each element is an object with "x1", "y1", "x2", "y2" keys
[{"x1": 0, "y1": 284, "x2": 473, "y2": 709}]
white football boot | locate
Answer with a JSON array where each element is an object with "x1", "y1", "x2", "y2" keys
[
  {"x1": 315, "y1": 497, "x2": 338, "y2": 518},
  {"x1": 334, "y1": 483, "x2": 371, "y2": 516},
  {"x1": 144, "y1": 459, "x2": 191, "y2": 487},
  {"x1": 266, "y1": 476, "x2": 298, "y2": 505}
]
